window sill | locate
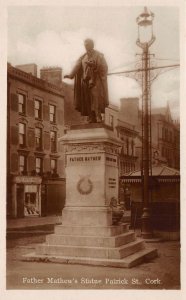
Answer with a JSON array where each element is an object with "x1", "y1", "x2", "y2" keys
[
  {"x1": 35, "y1": 118, "x2": 43, "y2": 121},
  {"x1": 34, "y1": 150, "x2": 45, "y2": 157},
  {"x1": 50, "y1": 153, "x2": 60, "y2": 158},
  {"x1": 18, "y1": 147, "x2": 30, "y2": 154},
  {"x1": 19, "y1": 172, "x2": 28, "y2": 176},
  {"x1": 35, "y1": 147, "x2": 44, "y2": 152}
]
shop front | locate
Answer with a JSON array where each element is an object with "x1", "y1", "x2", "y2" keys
[
  {"x1": 11, "y1": 176, "x2": 42, "y2": 218},
  {"x1": 120, "y1": 166, "x2": 180, "y2": 233}
]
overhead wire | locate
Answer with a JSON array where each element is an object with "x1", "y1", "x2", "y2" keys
[
  {"x1": 108, "y1": 59, "x2": 141, "y2": 74},
  {"x1": 148, "y1": 66, "x2": 179, "y2": 84},
  {"x1": 153, "y1": 57, "x2": 179, "y2": 62},
  {"x1": 109, "y1": 58, "x2": 179, "y2": 74}
]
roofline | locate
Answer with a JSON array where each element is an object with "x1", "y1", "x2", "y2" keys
[
  {"x1": 120, "y1": 175, "x2": 180, "y2": 179},
  {"x1": 116, "y1": 125, "x2": 138, "y2": 136},
  {"x1": 8, "y1": 64, "x2": 64, "y2": 98},
  {"x1": 107, "y1": 104, "x2": 119, "y2": 112}
]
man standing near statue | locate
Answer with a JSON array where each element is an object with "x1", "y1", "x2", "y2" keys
[{"x1": 64, "y1": 39, "x2": 109, "y2": 123}]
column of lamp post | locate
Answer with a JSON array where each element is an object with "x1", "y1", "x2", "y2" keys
[{"x1": 136, "y1": 7, "x2": 155, "y2": 238}]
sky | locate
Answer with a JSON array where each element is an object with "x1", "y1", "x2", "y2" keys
[{"x1": 7, "y1": 5, "x2": 180, "y2": 119}]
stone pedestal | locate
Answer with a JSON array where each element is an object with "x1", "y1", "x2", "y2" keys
[
  {"x1": 23, "y1": 124, "x2": 157, "y2": 268},
  {"x1": 61, "y1": 124, "x2": 121, "y2": 227}
]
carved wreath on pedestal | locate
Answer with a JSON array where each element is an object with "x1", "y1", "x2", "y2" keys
[{"x1": 77, "y1": 175, "x2": 93, "y2": 195}]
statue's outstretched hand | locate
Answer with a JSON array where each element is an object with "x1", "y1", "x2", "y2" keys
[{"x1": 64, "y1": 75, "x2": 73, "y2": 79}]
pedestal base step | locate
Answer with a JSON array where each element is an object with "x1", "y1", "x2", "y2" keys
[
  {"x1": 36, "y1": 239, "x2": 145, "y2": 259},
  {"x1": 54, "y1": 223, "x2": 129, "y2": 236},
  {"x1": 46, "y1": 231, "x2": 135, "y2": 247},
  {"x1": 22, "y1": 248, "x2": 158, "y2": 268}
]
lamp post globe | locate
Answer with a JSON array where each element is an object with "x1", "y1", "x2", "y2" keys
[{"x1": 136, "y1": 7, "x2": 155, "y2": 48}]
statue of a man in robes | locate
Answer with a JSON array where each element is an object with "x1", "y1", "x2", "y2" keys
[{"x1": 64, "y1": 39, "x2": 109, "y2": 123}]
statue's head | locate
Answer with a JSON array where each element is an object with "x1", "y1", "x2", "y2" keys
[{"x1": 84, "y1": 39, "x2": 94, "y2": 52}]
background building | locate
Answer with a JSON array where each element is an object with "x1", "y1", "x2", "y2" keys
[
  {"x1": 7, "y1": 63, "x2": 65, "y2": 218},
  {"x1": 9, "y1": 61, "x2": 179, "y2": 221},
  {"x1": 104, "y1": 98, "x2": 180, "y2": 212},
  {"x1": 151, "y1": 105, "x2": 180, "y2": 169},
  {"x1": 135, "y1": 104, "x2": 180, "y2": 170},
  {"x1": 40, "y1": 66, "x2": 83, "y2": 129},
  {"x1": 105, "y1": 98, "x2": 139, "y2": 176}
]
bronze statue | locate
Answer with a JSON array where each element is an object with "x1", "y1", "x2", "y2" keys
[{"x1": 64, "y1": 39, "x2": 109, "y2": 123}]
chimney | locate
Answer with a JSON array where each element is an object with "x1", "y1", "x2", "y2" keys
[
  {"x1": 119, "y1": 97, "x2": 139, "y2": 127},
  {"x1": 15, "y1": 63, "x2": 37, "y2": 76},
  {"x1": 40, "y1": 67, "x2": 62, "y2": 86}
]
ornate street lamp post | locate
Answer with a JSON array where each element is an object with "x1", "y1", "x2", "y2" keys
[{"x1": 136, "y1": 7, "x2": 155, "y2": 238}]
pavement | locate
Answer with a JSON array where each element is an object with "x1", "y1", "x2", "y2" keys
[
  {"x1": 6, "y1": 212, "x2": 178, "y2": 241},
  {"x1": 7, "y1": 211, "x2": 131, "y2": 233},
  {"x1": 7, "y1": 215, "x2": 62, "y2": 230},
  {"x1": 6, "y1": 215, "x2": 62, "y2": 239}
]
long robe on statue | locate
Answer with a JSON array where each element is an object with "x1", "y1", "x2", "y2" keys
[{"x1": 69, "y1": 50, "x2": 109, "y2": 117}]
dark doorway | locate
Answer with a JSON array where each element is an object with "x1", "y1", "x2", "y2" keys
[{"x1": 16, "y1": 184, "x2": 24, "y2": 218}]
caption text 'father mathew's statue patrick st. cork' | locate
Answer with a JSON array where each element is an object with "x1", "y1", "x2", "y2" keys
[{"x1": 64, "y1": 39, "x2": 109, "y2": 123}]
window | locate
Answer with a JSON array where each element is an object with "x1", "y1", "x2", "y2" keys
[
  {"x1": 126, "y1": 139, "x2": 129, "y2": 155},
  {"x1": 19, "y1": 155, "x2": 27, "y2": 174},
  {"x1": 36, "y1": 157, "x2": 42, "y2": 174},
  {"x1": 126, "y1": 163, "x2": 128, "y2": 173},
  {"x1": 35, "y1": 127, "x2": 42, "y2": 150},
  {"x1": 19, "y1": 123, "x2": 26, "y2": 146},
  {"x1": 109, "y1": 114, "x2": 114, "y2": 128},
  {"x1": 49, "y1": 104, "x2": 56, "y2": 123},
  {"x1": 170, "y1": 131, "x2": 172, "y2": 142},
  {"x1": 167, "y1": 131, "x2": 170, "y2": 142},
  {"x1": 51, "y1": 159, "x2": 57, "y2": 174},
  {"x1": 131, "y1": 140, "x2": 134, "y2": 156},
  {"x1": 18, "y1": 93, "x2": 26, "y2": 114},
  {"x1": 174, "y1": 134, "x2": 177, "y2": 144},
  {"x1": 162, "y1": 127, "x2": 164, "y2": 140},
  {"x1": 165, "y1": 128, "x2": 168, "y2": 141},
  {"x1": 50, "y1": 131, "x2": 57, "y2": 152},
  {"x1": 34, "y1": 100, "x2": 42, "y2": 119}
]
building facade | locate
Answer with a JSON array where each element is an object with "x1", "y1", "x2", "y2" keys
[
  {"x1": 151, "y1": 106, "x2": 180, "y2": 169},
  {"x1": 7, "y1": 64, "x2": 65, "y2": 218},
  {"x1": 105, "y1": 98, "x2": 139, "y2": 176},
  {"x1": 135, "y1": 105, "x2": 180, "y2": 170}
]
